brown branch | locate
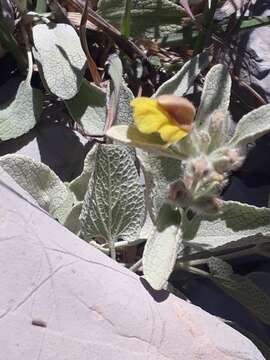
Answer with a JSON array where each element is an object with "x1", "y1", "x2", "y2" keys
[
  {"x1": 231, "y1": 73, "x2": 267, "y2": 106},
  {"x1": 79, "y1": 0, "x2": 102, "y2": 85},
  {"x1": 65, "y1": 0, "x2": 148, "y2": 61}
]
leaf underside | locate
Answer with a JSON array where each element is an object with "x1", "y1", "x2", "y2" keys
[
  {"x1": 80, "y1": 144, "x2": 145, "y2": 244},
  {"x1": 143, "y1": 224, "x2": 181, "y2": 290}
]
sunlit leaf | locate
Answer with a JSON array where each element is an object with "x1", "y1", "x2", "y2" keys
[
  {"x1": 143, "y1": 224, "x2": 181, "y2": 290},
  {"x1": 64, "y1": 202, "x2": 82, "y2": 235},
  {"x1": 115, "y1": 83, "x2": 134, "y2": 126},
  {"x1": 106, "y1": 125, "x2": 185, "y2": 160},
  {"x1": 229, "y1": 104, "x2": 270, "y2": 146},
  {"x1": 65, "y1": 80, "x2": 107, "y2": 136},
  {"x1": 80, "y1": 144, "x2": 145, "y2": 247},
  {"x1": 32, "y1": 23, "x2": 86, "y2": 100},
  {"x1": 0, "y1": 154, "x2": 73, "y2": 222},
  {"x1": 137, "y1": 150, "x2": 182, "y2": 221},
  {"x1": 181, "y1": 201, "x2": 270, "y2": 255},
  {"x1": 196, "y1": 64, "x2": 231, "y2": 127},
  {"x1": 154, "y1": 52, "x2": 211, "y2": 97},
  {"x1": 0, "y1": 80, "x2": 43, "y2": 141},
  {"x1": 69, "y1": 144, "x2": 98, "y2": 202},
  {"x1": 106, "y1": 54, "x2": 123, "y2": 126}
]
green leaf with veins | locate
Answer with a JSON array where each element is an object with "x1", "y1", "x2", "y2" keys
[
  {"x1": 0, "y1": 154, "x2": 74, "y2": 222},
  {"x1": 69, "y1": 144, "x2": 98, "y2": 202},
  {"x1": 64, "y1": 202, "x2": 83, "y2": 235},
  {"x1": 32, "y1": 23, "x2": 86, "y2": 100},
  {"x1": 208, "y1": 258, "x2": 270, "y2": 326},
  {"x1": 181, "y1": 232, "x2": 270, "y2": 265},
  {"x1": 65, "y1": 80, "x2": 107, "y2": 136},
  {"x1": 196, "y1": 64, "x2": 231, "y2": 127},
  {"x1": 98, "y1": 0, "x2": 184, "y2": 39},
  {"x1": 143, "y1": 224, "x2": 182, "y2": 290},
  {"x1": 0, "y1": 80, "x2": 43, "y2": 141},
  {"x1": 181, "y1": 201, "x2": 270, "y2": 254},
  {"x1": 115, "y1": 83, "x2": 134, "y2": 126},
  {"x1": 80, "y1": 144, "x2": 145, "y2": 249},
  {"x1": 154, "y1": 52, "x2": 211, "y2": 97},
  {"x1": 229, "y1": 104, "x2": 270, "y2": 146},
  {"x1": 106, "y1": 54, "x2": 123, "y2": 126},
  {"x1": 137, "y1": 150, "x2": 182, "y2": 222}
]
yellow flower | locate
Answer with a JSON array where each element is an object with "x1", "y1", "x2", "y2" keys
[{"x1": 130, "y1": 95, "x2": 195, "y2": 145}]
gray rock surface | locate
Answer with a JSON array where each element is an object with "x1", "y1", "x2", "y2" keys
[
  {"x1": 220, "y1": 0, "x2": 270, "y2": 103},
  {"x1": 218, "y1": 0, "x2": 270, "y2": 207},
  {"x1": 0, "y1": 170, "x2": 265, "y2": 360}
]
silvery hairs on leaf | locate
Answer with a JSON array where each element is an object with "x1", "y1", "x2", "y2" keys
[
  {"x1": 195, "y1": 64, "x2": 231, "y2": 127},
  {"x1": 0, "y1": 79, "x2": 43, "y2": 141},
  {"x1": 98, "y1": 0, "x2": 184, "y2": 39},
  {"x1": 229, "y1": 104, "x2": 270, "y2": 147},
  {"x1": 181, "y1": 232, "x2": 270, "y2": 267},
  {"x1": 69, "y1": 144, "x2": 98, "y2": 202},
  {"x1": 181, "y1": 201, "x2": 270, "y2": 254},
  {"x1": 106, "y1": 54, "x2": 123, "y2": 126},
  {"x1": 64, "y1": 202, "x2": 82, "y2": 235},
  {"x1": 143, "y1": 224, "x2": 182, "y2": 290},
  {"x1": 137, "y1": 150, "x2": 182, "y2": 222},
  {"x1": 65, "y1": 80, "x2": 107, "y2": 136},
  {"x1": 154, "y1": 51, "x2": 211, "y2": 97},
  {"x1": 0, "y1": 154, "x2": 74, "y2": 222},
  {"x1": 208, "y1": 258, "x2": 270, "y2": 327},
  {"x1": 80, "y1": 144, "x2": 145, "y2": 245},
  {"x1": 32, "y1": 23, "x2": 86, "y2": 100},
  {"x1": 208, "y1": 257, "x2": 234, "y2": 278},
  {"x1": 114, "y1": 83, "x2": 134, "y2": 126}
]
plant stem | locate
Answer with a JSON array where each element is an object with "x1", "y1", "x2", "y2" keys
[
  {"x1": 21, "y1": 25, "x2": 33, "y2": 84},
  {"x1": 194, "y1": 0, "x2": 218, "y2": 54},
  {"x1": 35, "y1": 0, "x2": 47, "y2": 13},
  {"x1": 129, "y1": 258, "x2": 142, "y2": 272},
  {"x1": 89, "y1": 240, "x2": 110, "y2": 254},
  {"x1": 114, "y1": 238, "x2": 146, "y2": 249},
  {"x1": 121, "y1": 0, "x2": 132, "y2": 38},
  {"x1": 79, "y1": 0, "x2": 102, "y2": 86},
  {"x1": 67, "y1": 0, "x2": 148, "y2": 61}
]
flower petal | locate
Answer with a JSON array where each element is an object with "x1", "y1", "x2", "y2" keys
[
  {"x1": 131, "y1": 97, "x2": 170, "y2": 134},
  {"x1": 159, "y1": 124, "x2": 188, "y2": 144},
  {"x1": 131, "y1": 96, "x2": 192, "y2": 145},
  {"x1": 157, "y1": 95, "x2": 195, "y2": 126}
]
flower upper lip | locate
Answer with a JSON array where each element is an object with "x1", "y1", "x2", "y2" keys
[{"x1": 130, "y1": 95, "x2": 195, "y2": 146}]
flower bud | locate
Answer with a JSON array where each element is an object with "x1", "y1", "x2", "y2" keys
[
  {"x1": 211, "y1": 147, "x2": 245, "y2": 173},
  {"x1": 193, "y1": 196, "x2": 223, "y2": 215},
  {"x1": 191, "y1": 156, "x2": 211, "y2": 177},
  {"x1": 167, "y1": 179, "x2": 191, "y2": 207}
]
